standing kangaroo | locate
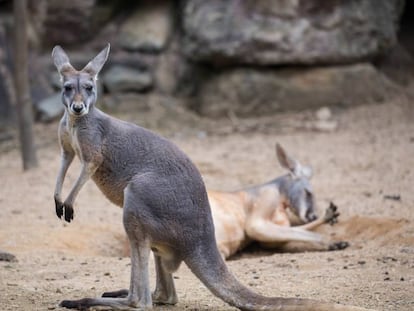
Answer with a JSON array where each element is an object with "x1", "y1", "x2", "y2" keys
[
  {"x1": 210, "y1": 143, "x2": 348, "y2": 259},
  {"x1": 52, "y1": 44, "x2": 371, "y2": 311}
]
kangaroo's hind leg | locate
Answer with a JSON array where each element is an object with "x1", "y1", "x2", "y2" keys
[
  {"x1": 60, "y1": 239, "x2": 151, "y2": 311},
  {"x1": 102, "y1": 253, "x2": 180, "y2": 304},
  {"x1": 152, "y1": 253, "x2": 180, "y2": 305},
  {"x1": 60, "y1": 188, "x2": 153, "y2": 310},
  {"x1": 119, "y1": 188, "x2": 153, "y2": 309}
]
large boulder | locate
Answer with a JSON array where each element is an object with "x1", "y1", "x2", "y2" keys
[
  {"x1": 182, "y1": 0, "x2": 404, "y2": 65},
  {"x1": 192, "y1": 63, "x2": 400, "y2": 117},
  {"x1": 118, "y1": 1, "x2": 173, "y2": 52},
  {"x1": 34, "y1": 92, "x2": 63, "y2": 122},
  {"x1": 43, "y1": 0, "x2": 98, "y2": 45},
  {"x1": 102, "y1": 65, "x2": 153, "y2": 94}
]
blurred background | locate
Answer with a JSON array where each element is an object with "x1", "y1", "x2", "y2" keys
[{"x1": 0, "y1": 0, "x2": 413, "y2": 164}]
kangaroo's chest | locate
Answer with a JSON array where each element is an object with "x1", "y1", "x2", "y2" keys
[
  {"x1": 68, "y1": 127, "x2": 83, "y2": 159},
  {"x1": 65, "y1": 124, "x2": 99, "y2": 162}
]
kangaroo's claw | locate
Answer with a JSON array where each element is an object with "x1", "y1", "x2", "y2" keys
[
  {"x1": 55, "y1": 198, "x2": 64, "y2": 219},
  {"x1": 64, "y1": 204, "x2": 74, "y2": 222},
  {"x1": 324, "y1": 202, "x2": 340, "y2": 225},
  {"x1": 328, "y1": 241, "x2": 349, "y2": 251}
]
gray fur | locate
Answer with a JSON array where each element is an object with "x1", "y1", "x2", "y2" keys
[
  {"x1": 272, "y1": 173, "x2": 316, "y2": 223},
  {"x1": 52, "y1": 45, "x2": 371, "y2": 311}
]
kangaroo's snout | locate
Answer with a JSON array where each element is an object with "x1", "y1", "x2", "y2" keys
[
  {"x1": 72, "y1": 104, "x2": 83, "y2": 113},
  {"x1": 306, "y1": 211, "x2": 317, "y2": 222},
  {"x1": 70, "y1": 101, "x2": 88, "y2": 116}
]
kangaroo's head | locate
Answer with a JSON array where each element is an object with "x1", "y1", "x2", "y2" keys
[
  {"x1": 52, "y1": 44, "x2": 110, "y2": 117},
  {"x1": 276, "y1": 143, "x2": 317, "y2": 223}
]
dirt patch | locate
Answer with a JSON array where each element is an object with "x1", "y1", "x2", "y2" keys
[
  {"x1": 0, "y1": 95, "x2": 413, "y2": 310},
  {"x1": 335, "y1": 216, "x2": 408, "y2": 244}
]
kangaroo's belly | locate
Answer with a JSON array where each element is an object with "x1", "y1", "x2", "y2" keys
[
  {"x1": 208, "y1": 191, "x2": 248, "y2": 258},
  {"x1": 92, "y1": 163, "x2": 131, "y2": 207}
]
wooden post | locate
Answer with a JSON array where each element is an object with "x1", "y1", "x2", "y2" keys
[{"x1": 14, "y1": 0, "x2": 38, "y2": 170}]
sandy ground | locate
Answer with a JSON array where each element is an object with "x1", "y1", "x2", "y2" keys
[{"x1": 0, "y1": 94, "x2": 413, "y2": 311}]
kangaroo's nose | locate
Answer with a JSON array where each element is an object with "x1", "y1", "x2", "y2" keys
[
  {"x1": 72, "y1": 105, "x2": 83, "y2": 113},
  {"x1": 306, "y1": 211, "x2": 317, "y2": 222}
]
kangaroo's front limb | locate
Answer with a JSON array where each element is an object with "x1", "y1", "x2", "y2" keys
[
  {"x1": 55, "y1": 160, "x2": 99, "y2": 222},
  {"x1": 297, "y1": 203, "x2": 340, "y2": 231},
  {"x1": 54, "y1": 148, "x2": 75, "y2": 220},
  {"x1": 248, "y1": 216, "x2": 348, "y2": 251},
  {"x1": 246, "y1": 218, "x2": 325, "y2": 244}
]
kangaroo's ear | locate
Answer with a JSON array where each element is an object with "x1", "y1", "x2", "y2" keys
[
  {"x1": 82, "y1": 43, "x2": 110, "y2": 80},
  {"x1": 276, "y1": 143, "x2": 313, "y2": 179},
  {"x1": 276, "y1": 143, "x2": 296, "y2": 173},
  {"x1": 52, "y1": 45, "x2": 75, "y2": 78}
]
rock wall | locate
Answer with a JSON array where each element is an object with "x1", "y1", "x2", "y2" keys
[
  {"x1": 0, "y1": 0, "x2": 407, "y2": 122},
  {"x1": 182, "y1": 0, "x2": 404, "y2": 65},
  {"x1": 194, "y1": 64, "x2": 399, "y2": 117}
]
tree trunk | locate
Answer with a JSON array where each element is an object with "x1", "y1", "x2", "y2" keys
[{"x1": 14, "y1": 0, "x2": 38, "y2": 170}]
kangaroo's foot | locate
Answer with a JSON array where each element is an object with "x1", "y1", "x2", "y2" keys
[
  {"x1": 329, "y1": 241, "x2": 349, "y2": 251},
  {"x1": 60, "y1": 296, "x2": 148, "y2": 310},
  {"x1": 152, "y1": 289, "x2": 178, "y2": 305},
  {"x1": 54, "y1": 198, "x2": 74, "y2": 222},
  {"x1": 102, "y1": 289, "x2": 177, "y2": 305}
]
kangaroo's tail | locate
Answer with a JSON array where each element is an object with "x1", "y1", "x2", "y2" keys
[{"x1": 185, "y1": 241, "x2": 371, "y2": 311}]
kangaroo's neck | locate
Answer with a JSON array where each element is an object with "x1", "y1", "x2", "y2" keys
[{"x1": 236, "y1": 175, "x2": 291, "y2": 211}]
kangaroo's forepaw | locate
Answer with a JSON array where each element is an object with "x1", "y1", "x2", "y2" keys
[
  {"x1": 328, "y1": 241, "x2": 349, "y2": 251},
  {"x1": 64, "y1": 204, "x2": 74, "y2": 222},
  {"x1": 55, "y1": 198, "x2": 74, "y2": 222},
  {"x1": 324, "y1": 202, "x2": 340, "y2": 225},
  {"x1": 55, "y1": 198, "x2": 64, "y2": 219}
]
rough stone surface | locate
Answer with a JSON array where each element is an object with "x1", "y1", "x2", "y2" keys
[
  {"x1": 193, "y1": 64, "x2": 400, "y2": 117},
  {"x1": 182, "y1": 0, "x2": 404, "y2": 65},
  {"x1": 118, "y1": 1, "x2": 173, "y2": 52},
  {"x1": 0, "y1": 0, "x2": 408, "y2": 126},
  {"x1": 154, "y1": 35, "x2": 194, "y2": 94},
  {"x1": 43, "y1": 0, "x2": 97, "y2": 45},
  {"x1": 29, "y1": 56, "x2": 54, "y2": 109},
  {"x1": 374, "y1": 43, "x2": 414, "y2": 86},
  {"x1": 35, "y1": 93, "x2": 64, "y2": 122},
  {"x1": 102, "y1": 65, "x2": 153, "y2": 93}
]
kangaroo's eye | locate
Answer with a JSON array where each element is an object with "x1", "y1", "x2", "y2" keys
[
  {"x1": 84, "y1": 85, "x2": 93, "y2": 92},
  {"x1": 64, "y1": 85, "x2": 73, "y2": 92}
]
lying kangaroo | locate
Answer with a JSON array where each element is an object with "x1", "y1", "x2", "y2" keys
[
  {"x1": 211, "y1": 143, "x2": 348, "y2": 259},
  {"x1": 52, "y1": 44, "x2": 371, "y2": 311}
]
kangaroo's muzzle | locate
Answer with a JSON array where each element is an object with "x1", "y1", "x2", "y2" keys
[
  {"x1": 70, "y1": 101, "x2": 88, "y2": 116},
  {"x1": 306, "y1": 211, "x2": 317, "y2": 222}
]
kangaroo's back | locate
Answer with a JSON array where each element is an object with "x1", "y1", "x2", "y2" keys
[{"x1": 85, "y1": 109, "x2": 200, "y2": 208}]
